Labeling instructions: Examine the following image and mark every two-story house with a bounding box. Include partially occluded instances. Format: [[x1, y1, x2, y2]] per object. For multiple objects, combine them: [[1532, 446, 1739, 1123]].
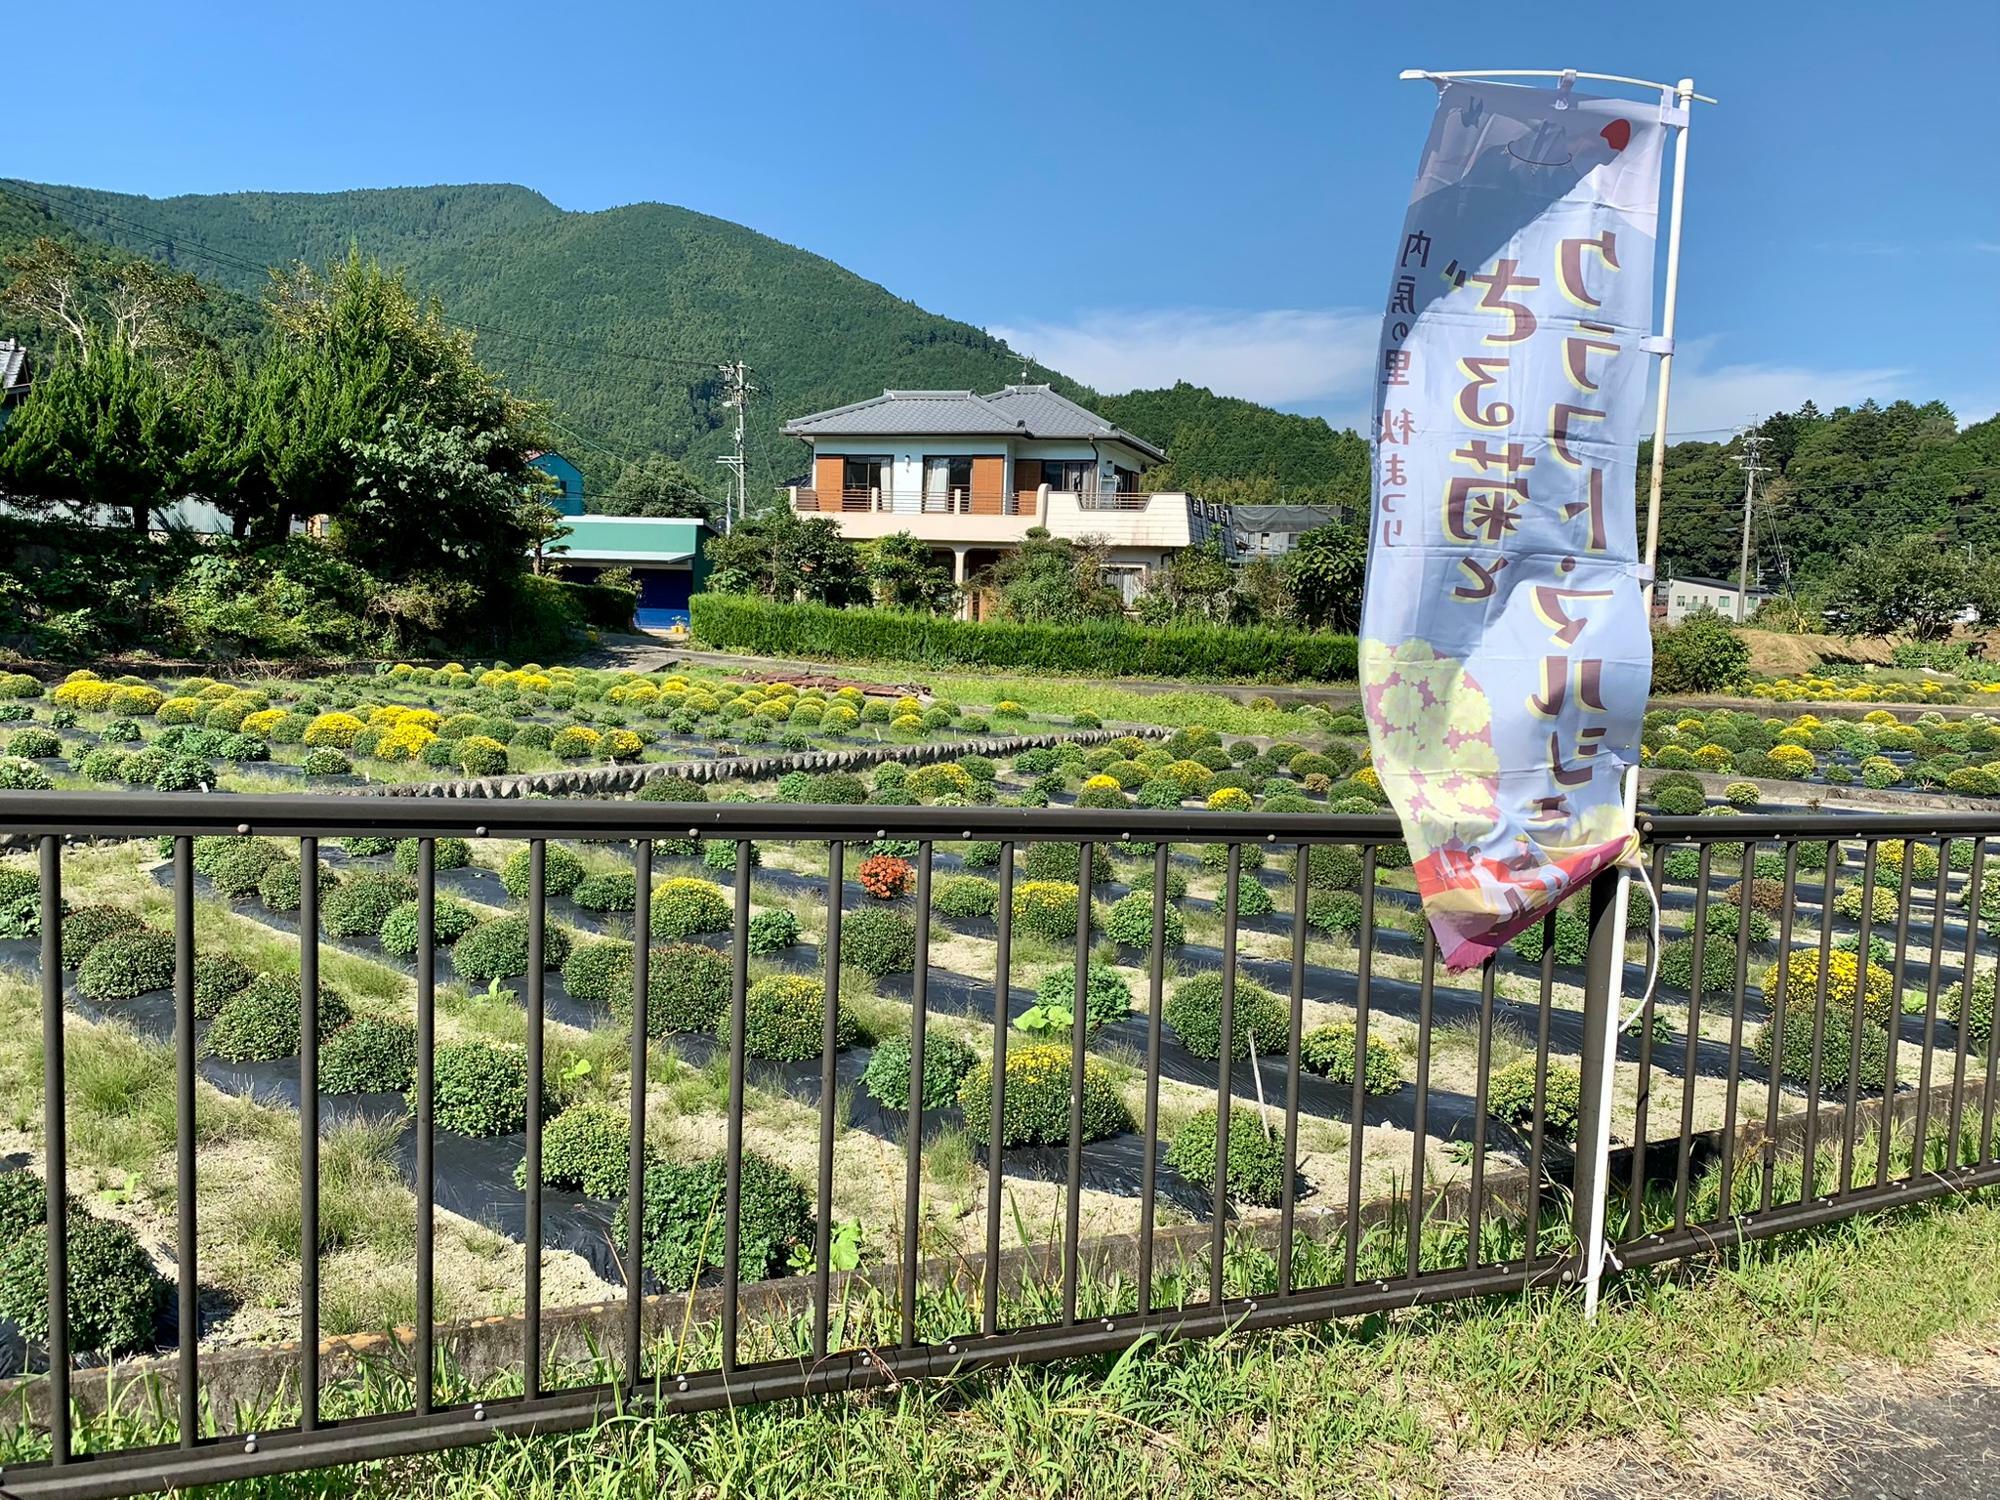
[[781, 385, 1229, 612]]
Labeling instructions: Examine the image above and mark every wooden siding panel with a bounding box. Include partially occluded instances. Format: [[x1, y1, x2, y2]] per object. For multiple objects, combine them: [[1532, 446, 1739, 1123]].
[[970, 454, 1006, 515], [1013, 458, 1042, 517], [813, 454, 844, 511]]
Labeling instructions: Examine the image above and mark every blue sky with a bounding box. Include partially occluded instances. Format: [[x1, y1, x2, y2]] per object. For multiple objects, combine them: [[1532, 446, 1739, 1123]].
[[10, 0, 1998, 435]]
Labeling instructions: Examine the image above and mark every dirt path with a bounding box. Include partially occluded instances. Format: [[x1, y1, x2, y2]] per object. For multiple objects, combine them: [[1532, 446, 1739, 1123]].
[[1453, 1335, 2000, 1500]]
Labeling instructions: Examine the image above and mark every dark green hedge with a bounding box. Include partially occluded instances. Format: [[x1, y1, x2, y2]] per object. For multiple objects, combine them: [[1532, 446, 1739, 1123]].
[[690, 594, 1358, 683]]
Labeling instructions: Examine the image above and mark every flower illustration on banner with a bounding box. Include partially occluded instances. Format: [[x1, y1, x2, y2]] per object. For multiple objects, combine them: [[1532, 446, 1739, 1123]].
[[1359, 638, 1500, 849]]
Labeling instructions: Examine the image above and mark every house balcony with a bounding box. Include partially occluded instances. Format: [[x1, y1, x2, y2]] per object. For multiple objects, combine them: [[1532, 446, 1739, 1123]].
[[786, 486, 1225, 551]]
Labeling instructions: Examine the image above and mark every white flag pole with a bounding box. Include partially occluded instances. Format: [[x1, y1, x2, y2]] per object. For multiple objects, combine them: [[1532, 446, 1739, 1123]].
[[1590, 75, 1698, 1320], [1397, 67, 1710, 1318]]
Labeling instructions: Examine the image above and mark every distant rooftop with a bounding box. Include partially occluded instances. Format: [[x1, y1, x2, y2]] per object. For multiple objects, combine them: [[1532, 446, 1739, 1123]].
[[0, 339, 27, 399], [782, 384, 1167, 463]]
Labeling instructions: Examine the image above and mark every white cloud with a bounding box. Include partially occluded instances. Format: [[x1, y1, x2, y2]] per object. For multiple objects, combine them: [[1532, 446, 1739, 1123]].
[[988, 307, 1379, 407], [1651, 341, 1912, 435]]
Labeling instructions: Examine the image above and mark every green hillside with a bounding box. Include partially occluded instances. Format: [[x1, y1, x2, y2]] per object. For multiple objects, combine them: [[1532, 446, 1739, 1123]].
[[1, 178, 1368, 507]]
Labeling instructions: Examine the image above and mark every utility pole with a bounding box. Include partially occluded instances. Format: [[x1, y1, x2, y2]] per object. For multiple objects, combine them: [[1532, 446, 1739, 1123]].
[[714, 359, 754, 533], [1735, 428, 1769, 622]]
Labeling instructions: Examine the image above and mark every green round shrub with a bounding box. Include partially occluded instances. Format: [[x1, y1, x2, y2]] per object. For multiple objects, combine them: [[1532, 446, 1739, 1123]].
[[1753, 998, 1890, 1093], [748, 908, 800, 954], [1305, 891, 1364, 937], [525, 1102, 629, 1198], [649, 877, 733, 940], [1165, 1106, 1286, 1206], [1101, 891, 1187, 949], [572, 870, 638, 912], [392, 837, 472, 876], [421, 1041, 542, 1136], [190, 954, 254, 1019], [61, 906, 147, 968], [1658, 934, 1740, 994], [958, 1043, 1131, 1148], [1033, 963, 1133, 1028], [1164, 973, 1289, 1061], [321, 873, 418, 938], [1295, 843, 1364, 892], [206, 839, 286, 898], [500, 844, 587, 900], [377, 896, 480, 958], [740, 968, 856, 1064], [636, 775, 708, 804], [701, 839, 760, 874], [1300, 1021, 1401, 1095], [841, 907, 917, 976], [1012, 881, 1082, 942], [320, 1018, 419, 1094], [76, 930, 177, 1001], [860, 1028, 978, 1111], [452, 915, 573, 981], [932, 874, 999, 919], [560, 939, 634, 1007], [256, 857, 337, 914], [301, 748, 352, 777], [1510, 905, 1589, 966], [0, 1211, 165, 1355], [1488, 1059, 1583, 1143], [205, 974, 351, 1063], [339, 836, 396, 859], [616, 1151, 811, 1290], [626, 943, 732, 1036]]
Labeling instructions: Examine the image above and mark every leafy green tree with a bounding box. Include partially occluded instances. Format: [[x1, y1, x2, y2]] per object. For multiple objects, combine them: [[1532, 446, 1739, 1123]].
[[0, 339, 194, 530], [1651, 610, 1750, 693], [863, 532, 956, 612], [522, 502, 572, 575], [592, 454, 715, 521], [1821, 533, 1984, 640], [979, 529, 1122, 624], [1284, 517, 1368, 630], [1135, 540, 1234, 625], [705, 505, 866, 606]]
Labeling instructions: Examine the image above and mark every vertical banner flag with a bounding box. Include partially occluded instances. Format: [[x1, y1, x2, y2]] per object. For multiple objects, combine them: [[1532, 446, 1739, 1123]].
[[1361, 79, 1667, 969]]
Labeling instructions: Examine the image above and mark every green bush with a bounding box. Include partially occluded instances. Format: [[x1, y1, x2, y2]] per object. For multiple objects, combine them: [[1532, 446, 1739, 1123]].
[[205, 975, 351, 1063], [1652, 784, 1707, 816], [320, 1018, 419, 1094], [338, 836, 395, 858], [1101, 890, 1187, 949], [1651, 612, 1749, 695], [452, 915, 573, 981], [690, 594, 1358, 682], [932, 874, 999, 919], [301, 748, 352, 777], [839, 907, 917, 976], [860, 1028, 978, 1111], [321, 873, 418, 938], [958, 1043, 1132, 1148], [422, 1041, 543, 1136], [1033, 963, 1133, 1028], [1165, 1107, 1286, 1206], [649, 877, 733, 940], [500, 844, 588, 900], [257, 855, 337, 914], [1510, 905, 1590, 966], [525, 1102, 629, 1199], [1487, 1060, 1583, 1142], [561, 939, 634, 1007], [392, 837, 472, 875], [1011, 880, 1083, 942], [1753, 997, 1890, 1093], [190, 954, 254, 1018], [0, 1211, 165, 1355], [206, 838, 286, 898], [1300, 1022, 1401, 1095], [748, 908, 800, 954], [378, 896, 480, 958], [1295, 843, 1364, 891], [1658, 934, 1740, 994], [1164, 973, 1289, 1061], [0, 1168, 44, 1243], [617, 1151, 812, 1291], [7, 727, 61, 759], [1946, 970, 1994, 1049], [76, 930, 177, 1001], [572, 871, 638, 912], [61, 905, 147, 968], [1304, 891, 1365, 937], [627, 942, 732, 1036]]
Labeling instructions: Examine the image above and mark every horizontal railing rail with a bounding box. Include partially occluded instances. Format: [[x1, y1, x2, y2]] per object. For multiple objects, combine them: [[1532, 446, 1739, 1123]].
[[0, 788, 1994, 1497]]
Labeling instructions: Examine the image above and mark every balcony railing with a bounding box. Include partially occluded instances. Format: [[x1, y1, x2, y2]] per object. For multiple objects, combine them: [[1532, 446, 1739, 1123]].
[[1, 791, 1997, 1496], [788, 487, 1170, 517]]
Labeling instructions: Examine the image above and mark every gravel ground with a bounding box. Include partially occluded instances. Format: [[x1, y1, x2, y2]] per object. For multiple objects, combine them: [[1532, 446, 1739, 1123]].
[[1455, 1336, 2000, 1500]]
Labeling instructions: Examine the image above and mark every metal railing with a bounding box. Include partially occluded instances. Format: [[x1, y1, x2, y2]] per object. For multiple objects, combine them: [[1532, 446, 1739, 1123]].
[[0, 792, 1995, 1496]]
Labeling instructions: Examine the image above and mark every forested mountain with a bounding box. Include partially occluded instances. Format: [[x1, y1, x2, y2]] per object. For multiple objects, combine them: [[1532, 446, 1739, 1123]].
[[4, 177, 1990, 583], [1651, 399, 2000, 585]]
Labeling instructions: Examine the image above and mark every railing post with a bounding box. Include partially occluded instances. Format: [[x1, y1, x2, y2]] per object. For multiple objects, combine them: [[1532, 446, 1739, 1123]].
[[1571, 863, 1626, 1315]]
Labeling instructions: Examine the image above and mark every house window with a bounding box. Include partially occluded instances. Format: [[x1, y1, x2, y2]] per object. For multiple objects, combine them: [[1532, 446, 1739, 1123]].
[[1102, 565, 1145, 606], [923, 456, 973, 512], [1043, 459, 1095, 495], [1112, 464, 1139, 494], [842, 456, 890, 504]]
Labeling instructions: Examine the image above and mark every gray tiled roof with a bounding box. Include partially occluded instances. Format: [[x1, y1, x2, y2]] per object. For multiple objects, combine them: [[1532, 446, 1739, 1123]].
[[782, 384, 1166, 462], [0, 340, 26, 399]]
